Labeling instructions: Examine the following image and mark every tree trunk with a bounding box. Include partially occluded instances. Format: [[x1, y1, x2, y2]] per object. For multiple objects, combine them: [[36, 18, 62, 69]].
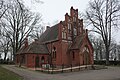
[[99, 49, 103, 60], [13, 46, 16, 61], [0, 53, 1, 59], [105, 46, 109, 65], [95, 50, 99, 60], [4, 48, 8, 61], [4, 53, 7, 61]]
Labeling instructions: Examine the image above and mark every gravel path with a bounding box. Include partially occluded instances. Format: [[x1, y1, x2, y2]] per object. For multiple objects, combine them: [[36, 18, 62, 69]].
[[2, 65, 120, 80]]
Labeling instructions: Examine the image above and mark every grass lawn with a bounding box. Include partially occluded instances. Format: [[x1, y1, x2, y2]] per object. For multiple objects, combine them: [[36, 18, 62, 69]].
[[0, 65, 23, 80]]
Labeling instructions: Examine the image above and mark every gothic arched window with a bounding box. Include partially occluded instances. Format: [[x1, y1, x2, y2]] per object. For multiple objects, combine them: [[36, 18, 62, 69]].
[[52, 47, 56, 59]]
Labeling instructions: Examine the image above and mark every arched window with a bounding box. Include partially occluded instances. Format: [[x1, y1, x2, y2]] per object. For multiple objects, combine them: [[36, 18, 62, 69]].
[[72, 51, 75, 60], [35, 56, 39, 67], [21, 55, 25, 64], [68, 23, 72, 33], [32, 56, 34, 63], [83, 46, 89, 53], [52, 47, 56, 59], [62, 32, 67, 39]]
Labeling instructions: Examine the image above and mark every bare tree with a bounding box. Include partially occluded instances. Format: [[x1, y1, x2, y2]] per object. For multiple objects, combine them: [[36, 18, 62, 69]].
[[89, 34, 105, 60], [0, 53, 1, 59], [0, 0, 9, 19], [31, 0, 44, 4], [30, 25, 45, 39], [0, 0, 10, 60], [85, 0, 120, 65], [0, 35, 10, 61], [29, 14, 45, 40], [1, 0, 42, 60]]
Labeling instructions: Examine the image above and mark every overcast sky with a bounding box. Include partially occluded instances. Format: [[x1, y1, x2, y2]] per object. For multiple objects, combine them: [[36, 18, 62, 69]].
[[1, 0, 120, 59], [23, 0, 89, 25], [23, 0, 120, 43]]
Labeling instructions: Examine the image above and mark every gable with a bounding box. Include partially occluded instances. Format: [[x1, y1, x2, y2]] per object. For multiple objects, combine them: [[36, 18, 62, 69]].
[[26, 42, 49, 54], [80, 33, 94, 53], [69, 33, 85, 50], [70, 32, 93, 52]]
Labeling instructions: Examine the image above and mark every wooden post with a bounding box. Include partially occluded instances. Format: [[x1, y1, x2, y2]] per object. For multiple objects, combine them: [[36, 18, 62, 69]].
[[61, 64, 64, 73], [79, 63, 80, 70], [52, 64, 53, 74], [48, 65, 49, 73], [71, 64, 72, 72]]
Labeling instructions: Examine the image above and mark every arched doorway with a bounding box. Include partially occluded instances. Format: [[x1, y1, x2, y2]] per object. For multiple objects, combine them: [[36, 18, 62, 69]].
[[41, 56, 45, 67], [41, 56, 45, 64], [35, 56, 39, 67], [83, 51, 90, 65], [82, 46, 90, 65]]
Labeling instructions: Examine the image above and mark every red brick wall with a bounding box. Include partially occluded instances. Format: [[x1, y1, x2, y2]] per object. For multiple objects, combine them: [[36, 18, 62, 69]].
[[47, 40, 62, 66], [53, 7, 94, 66], [27, 54, 49, 68], [16, 53, 49, 68], [80, 33, 94, 65], [61, 41, 69, 65], [16, 7, 94, 68]]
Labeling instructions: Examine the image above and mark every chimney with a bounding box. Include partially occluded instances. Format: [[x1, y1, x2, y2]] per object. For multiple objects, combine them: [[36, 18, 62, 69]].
[[24, 37, 28, 48], [58, 21, 63, 40], [34, 39, 38, 42], [46, 26, 50, 30], [60, 21, 62, 24], [86, 29, 88, 32], [86, 29, 88, 35]]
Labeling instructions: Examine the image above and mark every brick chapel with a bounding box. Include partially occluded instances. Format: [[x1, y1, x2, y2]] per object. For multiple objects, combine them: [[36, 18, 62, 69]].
[[15, 7, 94, 68]]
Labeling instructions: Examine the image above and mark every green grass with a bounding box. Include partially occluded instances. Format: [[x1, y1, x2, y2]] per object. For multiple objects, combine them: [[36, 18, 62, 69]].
[[0, 65, 23, 80]]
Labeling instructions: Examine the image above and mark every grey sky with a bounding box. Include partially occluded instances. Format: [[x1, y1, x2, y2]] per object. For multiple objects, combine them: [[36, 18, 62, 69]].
[[23, 0, 120, 43], [1, 0, 120, 59], [23, 0, 89, 25]]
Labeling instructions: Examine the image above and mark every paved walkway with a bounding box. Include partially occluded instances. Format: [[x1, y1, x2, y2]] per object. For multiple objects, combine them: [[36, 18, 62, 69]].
[[2, 65, 120, 80], [30, 65, 92, 72]]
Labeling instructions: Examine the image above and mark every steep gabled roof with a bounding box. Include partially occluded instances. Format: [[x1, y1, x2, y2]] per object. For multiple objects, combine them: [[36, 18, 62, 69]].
[[39, 23, 59, 43], [70, 33, 85, 50], [17, 41, 49, 54], [17, 23, 59, 54], [70, 32, 94, 52]]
